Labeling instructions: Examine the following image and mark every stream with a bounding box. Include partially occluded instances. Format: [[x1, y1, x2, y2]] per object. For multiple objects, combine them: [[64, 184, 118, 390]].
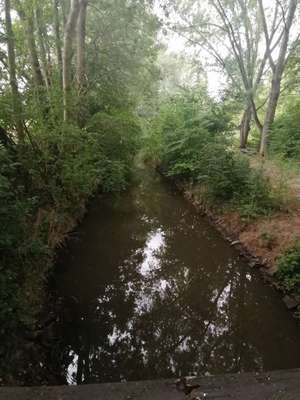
[[52, 168, 300, 385]]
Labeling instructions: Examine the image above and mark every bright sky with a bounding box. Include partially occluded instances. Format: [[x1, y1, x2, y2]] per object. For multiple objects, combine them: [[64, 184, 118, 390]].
[[156, 21, 226, 97], [154, 0, 299, 98], [166, 33, 225, 97], [153, 1, 230, 97]]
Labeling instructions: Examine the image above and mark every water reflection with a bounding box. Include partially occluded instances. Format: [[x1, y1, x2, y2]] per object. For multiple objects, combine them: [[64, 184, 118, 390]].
[[54, 170, 300, 385], [140, 228, 166, 275]]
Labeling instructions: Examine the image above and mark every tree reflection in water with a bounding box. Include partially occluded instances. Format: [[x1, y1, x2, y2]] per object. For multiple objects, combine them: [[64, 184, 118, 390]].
[[53, 170, 300, 385]]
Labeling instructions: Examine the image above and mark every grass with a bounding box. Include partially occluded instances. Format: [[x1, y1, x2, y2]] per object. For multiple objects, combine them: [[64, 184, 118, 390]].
[[248, 154, 299, 211]]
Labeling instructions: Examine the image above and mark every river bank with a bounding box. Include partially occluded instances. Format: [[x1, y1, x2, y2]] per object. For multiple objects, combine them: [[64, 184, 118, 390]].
[[0, 198, 94, 386], [175, 172, 300, 315], [34, 167, 300, 385], [3, 167, 300, 386]]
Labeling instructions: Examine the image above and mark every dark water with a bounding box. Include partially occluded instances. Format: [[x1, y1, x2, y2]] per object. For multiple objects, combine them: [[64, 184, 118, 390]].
[[53, 168, 300, 385]]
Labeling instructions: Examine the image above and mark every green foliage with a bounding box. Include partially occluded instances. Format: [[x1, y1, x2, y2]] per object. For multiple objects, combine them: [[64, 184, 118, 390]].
[[87, 111, 141, 191], [153, 92, 276, 217], [86, 0, 159, 113], [0, 0, 158, 384], [140, 119, 163, 164], [276, 239, 300, 293], [0, 147, 48, 330], [234, 167, 278, 218], [271, 100, 300, 159], [0, 111, 141, 378]]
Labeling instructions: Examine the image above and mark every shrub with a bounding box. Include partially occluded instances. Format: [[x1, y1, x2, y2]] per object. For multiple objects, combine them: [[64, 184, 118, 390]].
[[196, 145, 248, 202], [87, 111, 141, 190], [234, 166, 277, 218], [161, 99, 232, 184], [157, 93, 276, 217], [20, 124, 104, 212], [0, 111, 141, 379], [276, 240, 300, 293], [0, 147, 49, 334], [271, 100, 300, 159]]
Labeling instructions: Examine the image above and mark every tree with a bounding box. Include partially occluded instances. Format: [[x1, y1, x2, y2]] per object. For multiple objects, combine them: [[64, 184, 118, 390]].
[[162, 0, 265, 147], [53, 0, 63, 85], [240, 105, 252, 149], [76, 0, 89, 92], [35, 1, 52, 91], [15, 0, 45, 90], [258, 0, 298, 156], [0, 0, 160, 384], [162, 0, 299, 154], [85, 0, 159, 112], [62, 0, 80, 121], [4, 0, 24, 139], [75, 0, 89, 125]]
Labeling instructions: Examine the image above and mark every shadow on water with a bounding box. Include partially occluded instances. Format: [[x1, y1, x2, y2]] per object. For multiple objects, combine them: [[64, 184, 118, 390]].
[[52, 167, 300, 385]]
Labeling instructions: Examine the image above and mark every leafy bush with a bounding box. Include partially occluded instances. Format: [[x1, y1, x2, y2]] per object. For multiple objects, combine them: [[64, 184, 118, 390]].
[[20, 124, 103, 212], [0, 111, 141, 378], [18, 111, 140, 212], [276, 240, 300, 293], [87, 111, 141, 191], [234, 166, 278, 217], [156, 93, 276, 217], [140, 119, 163, 165], [271, 100, 300, 159], [0, 147, 49, 335]]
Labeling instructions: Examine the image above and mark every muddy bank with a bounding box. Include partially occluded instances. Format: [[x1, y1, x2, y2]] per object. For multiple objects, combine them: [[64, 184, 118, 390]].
[[179, 182, 300, 315]]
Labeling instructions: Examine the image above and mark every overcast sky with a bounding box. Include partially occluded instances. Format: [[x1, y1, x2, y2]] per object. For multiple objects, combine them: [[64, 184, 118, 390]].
[[153, 1, 234, 97], [153, 0, 300, 98]]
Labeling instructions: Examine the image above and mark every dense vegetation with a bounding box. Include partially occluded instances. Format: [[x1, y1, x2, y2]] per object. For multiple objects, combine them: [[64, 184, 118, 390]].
[[1, 0, 300, 384], [271, 100, 300, 160], [0, 0, 158, 383], [146, 92, 277, 217], [276, 240, 300, 293], [147, 0, 300, 296]]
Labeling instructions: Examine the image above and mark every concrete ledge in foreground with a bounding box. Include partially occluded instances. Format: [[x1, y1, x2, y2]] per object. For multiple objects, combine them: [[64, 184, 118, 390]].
[[1, 368, 300, 400]]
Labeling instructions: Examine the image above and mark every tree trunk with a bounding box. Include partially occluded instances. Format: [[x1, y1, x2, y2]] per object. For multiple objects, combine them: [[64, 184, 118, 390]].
[[61, 0, 69, 26], [16, 2, 45, 89], [75, 0, 88, 126], [76, 0, 88, 93], [240, 105, 252, 149], [259, 0, 298, 157], [53, 0, 63, 86], [35, 3, 51, 91], [4, 0, 24, 140], [26, 14, 44, 89], [63, 0, 80, 121]]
